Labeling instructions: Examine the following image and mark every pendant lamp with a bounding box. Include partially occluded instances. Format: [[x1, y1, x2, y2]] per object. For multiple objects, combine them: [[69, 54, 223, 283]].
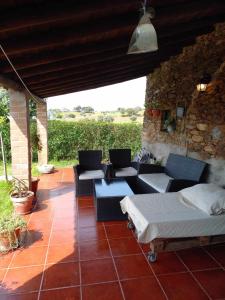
[[128, 4, 158, 54]]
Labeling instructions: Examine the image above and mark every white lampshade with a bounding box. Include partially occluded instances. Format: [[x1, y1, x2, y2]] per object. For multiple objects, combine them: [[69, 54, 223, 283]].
[[197, 83, 208, 92], [128, 12, 158, 54]]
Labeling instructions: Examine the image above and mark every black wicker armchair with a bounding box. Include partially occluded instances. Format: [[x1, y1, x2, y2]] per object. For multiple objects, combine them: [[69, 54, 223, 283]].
[[73, 150, 107, 196], [108, 149, 139, 183]]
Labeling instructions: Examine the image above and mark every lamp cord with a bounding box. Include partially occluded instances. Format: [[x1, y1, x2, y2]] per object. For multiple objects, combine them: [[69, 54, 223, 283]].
[[0, 43, 45, 103], [142, 0, 147, 13]]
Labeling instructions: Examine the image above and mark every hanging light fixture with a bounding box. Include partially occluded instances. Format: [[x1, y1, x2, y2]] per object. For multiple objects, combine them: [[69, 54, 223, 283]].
[[196, 73, 211, 92], [127, 1, 158, 54]]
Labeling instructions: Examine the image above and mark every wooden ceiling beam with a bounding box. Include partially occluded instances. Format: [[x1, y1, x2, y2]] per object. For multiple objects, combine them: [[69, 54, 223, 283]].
[[22, 35, 198, 83], [4, 29, 202, 82], [31, 55, 176, 94], [0, 16, 135, 57], [0, 1, 138, 34], [25, 48, 182, 88], [32, 66, 158, 94], [1, 39, 128, 73], [36, 71, 154, 98], [17, 49, 130, 80], [29, 64, 159, 92]]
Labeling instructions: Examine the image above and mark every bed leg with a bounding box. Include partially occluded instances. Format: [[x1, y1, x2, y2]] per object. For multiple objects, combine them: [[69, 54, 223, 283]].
[[147, 240, 164, 263], [147, 251, 157, 263], [127, 218, 135, 230], [199, 236, 210, 246]]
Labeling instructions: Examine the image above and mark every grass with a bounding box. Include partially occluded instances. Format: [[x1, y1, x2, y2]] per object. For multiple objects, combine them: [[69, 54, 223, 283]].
[[0, 181, 13, 217], [0, 160, 78, 177]]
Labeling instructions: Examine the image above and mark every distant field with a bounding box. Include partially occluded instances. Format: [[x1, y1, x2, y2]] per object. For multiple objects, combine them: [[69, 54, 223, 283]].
[[55, 110, 144, 123]]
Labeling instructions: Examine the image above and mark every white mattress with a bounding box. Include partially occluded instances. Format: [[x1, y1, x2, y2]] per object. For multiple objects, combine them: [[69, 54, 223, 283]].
[[120, 193, 225, 243]]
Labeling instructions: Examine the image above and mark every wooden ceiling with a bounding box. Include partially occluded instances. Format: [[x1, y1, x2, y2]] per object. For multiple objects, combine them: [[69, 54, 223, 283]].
[[0, 0, 224, 98]]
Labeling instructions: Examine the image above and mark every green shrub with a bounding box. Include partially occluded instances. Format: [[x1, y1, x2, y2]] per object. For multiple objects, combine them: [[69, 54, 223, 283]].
[[0, 120, 10, 161], [47, 120, 142, 160], [0, 181, 13, 217], [1, 120, 142, 162]]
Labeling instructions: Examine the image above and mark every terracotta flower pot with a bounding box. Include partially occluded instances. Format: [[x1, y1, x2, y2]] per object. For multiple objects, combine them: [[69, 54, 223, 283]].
[[31, 177, 40, 206], [11, 192, 34, 215], [31, 178, 40, 197], [0, 228, 21, 252], [38, 164, 54, 174], [151, 109, 161, 118], [147, 109, 153, 117]]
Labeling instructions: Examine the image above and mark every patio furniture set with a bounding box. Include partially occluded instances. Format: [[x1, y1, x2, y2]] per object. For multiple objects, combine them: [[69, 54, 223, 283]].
[[74, 149, 225, 262]]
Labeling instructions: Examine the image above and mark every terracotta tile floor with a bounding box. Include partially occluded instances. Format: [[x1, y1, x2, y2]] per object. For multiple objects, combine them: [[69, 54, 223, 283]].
[[0, 168, 225, 300]]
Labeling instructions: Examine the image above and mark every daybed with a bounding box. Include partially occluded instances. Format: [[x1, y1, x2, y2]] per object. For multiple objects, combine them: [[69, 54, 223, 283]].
[[120, 183, 225, 262], [137, 153, 207, 193]]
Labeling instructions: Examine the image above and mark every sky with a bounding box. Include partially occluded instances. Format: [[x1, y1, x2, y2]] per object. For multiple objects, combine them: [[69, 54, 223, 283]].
[[47, 77, 146, 111]]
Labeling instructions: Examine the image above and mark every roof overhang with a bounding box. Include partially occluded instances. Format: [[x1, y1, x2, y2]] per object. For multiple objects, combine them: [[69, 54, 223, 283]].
[[0, 0, 224, 98]]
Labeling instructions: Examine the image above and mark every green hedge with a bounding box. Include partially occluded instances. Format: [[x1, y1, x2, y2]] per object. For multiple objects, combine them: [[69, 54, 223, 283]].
[[1, 120, 142, 161]]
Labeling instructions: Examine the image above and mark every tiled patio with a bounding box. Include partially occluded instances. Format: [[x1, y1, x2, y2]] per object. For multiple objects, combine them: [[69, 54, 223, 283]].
[[0, 168, 225, 300]]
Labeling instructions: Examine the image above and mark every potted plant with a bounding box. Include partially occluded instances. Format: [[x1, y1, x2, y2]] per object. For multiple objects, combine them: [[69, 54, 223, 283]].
[[164, 117, 176, 133], [0, 213, 27, 252], [10, 178, 34, 215], [37, 164, 54, 174], [145, 100, 161, 118]]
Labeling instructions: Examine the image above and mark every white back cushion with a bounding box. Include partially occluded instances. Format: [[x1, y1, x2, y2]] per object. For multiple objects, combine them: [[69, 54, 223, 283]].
[[179, 183, 225, 215]]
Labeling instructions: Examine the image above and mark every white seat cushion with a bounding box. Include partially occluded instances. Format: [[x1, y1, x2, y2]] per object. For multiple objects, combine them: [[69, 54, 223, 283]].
[[79, 170, 104, 180], [138, 173, 173, 193], [115, 167, 138, 177]]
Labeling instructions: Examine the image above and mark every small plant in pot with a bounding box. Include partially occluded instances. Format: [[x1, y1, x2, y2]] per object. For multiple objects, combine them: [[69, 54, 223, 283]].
[[164, 117, 176, 133], [10, 178, 34, 215], [0, 213, 27, 252], [145, 100, 161, 118]]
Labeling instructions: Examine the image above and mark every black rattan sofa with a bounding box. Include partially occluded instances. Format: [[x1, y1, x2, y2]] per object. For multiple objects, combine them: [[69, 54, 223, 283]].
[[137, 153, 208, 193], [73, 150, 107, 196]]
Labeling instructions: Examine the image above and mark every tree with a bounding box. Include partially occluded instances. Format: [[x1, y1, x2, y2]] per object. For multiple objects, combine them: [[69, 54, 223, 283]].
[[73, 105, 82, 112], [97, 115, 114, 122], [118, 108, 126, 116], [67, 113, 76, 119], [81, 106, 94, 113], [29, 99, 37, 119], [130, 116, 137, 122], [56, 113, 63, 119], [0, 117, 8, 180], [0, 88, 37, 120], [0, 88, 9, 119]]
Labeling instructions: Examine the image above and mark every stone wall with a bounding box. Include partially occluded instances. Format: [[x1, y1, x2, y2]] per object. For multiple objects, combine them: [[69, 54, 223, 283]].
[[143, 23, 225, 185]]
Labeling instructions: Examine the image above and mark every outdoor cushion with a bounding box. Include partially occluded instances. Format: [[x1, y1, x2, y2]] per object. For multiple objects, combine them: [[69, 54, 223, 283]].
[[138, 173, 173, 193], [179, 183, 225, 215], [115, 167, 138, 177], [79, 170, 105, 180]]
